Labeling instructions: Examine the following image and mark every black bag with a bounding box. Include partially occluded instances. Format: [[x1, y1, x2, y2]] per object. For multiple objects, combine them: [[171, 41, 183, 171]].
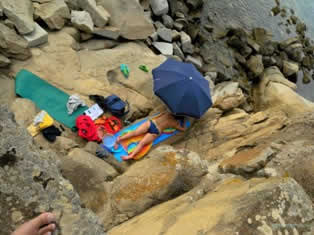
[[104, 95, 129, 117]]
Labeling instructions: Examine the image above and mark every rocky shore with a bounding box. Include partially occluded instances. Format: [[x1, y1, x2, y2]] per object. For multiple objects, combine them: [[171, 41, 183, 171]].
[[1, 0, 314, 234]]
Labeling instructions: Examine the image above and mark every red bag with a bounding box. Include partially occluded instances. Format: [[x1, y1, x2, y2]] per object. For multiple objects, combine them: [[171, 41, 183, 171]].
[[76, 115, 100, 142]]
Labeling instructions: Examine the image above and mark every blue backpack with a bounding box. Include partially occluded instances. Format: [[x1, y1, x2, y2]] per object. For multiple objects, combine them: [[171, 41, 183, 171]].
[[104, 95, 129, 117]]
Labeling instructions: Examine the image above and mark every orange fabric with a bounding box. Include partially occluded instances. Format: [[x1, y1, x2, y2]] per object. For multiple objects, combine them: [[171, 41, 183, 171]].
[[95, 115, 122, 135]]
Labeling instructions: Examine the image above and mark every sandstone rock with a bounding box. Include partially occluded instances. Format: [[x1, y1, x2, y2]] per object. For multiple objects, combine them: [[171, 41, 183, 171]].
[[150, 0, 169, 16], [171, 30, 181, 41], [79, 0, 110, 27], [157, 27, 172, 42], [80, 39, 118, 50], [35, 0, 70, 30], [247, 37, 260, 52], [64, 0, 79, 9], [180, 31, 194, 54], [10, 32, 164, 115], [149, 32, 158, 41], [60, 148, 118, 213], [97, 0, 155, 40], [0, 106, 105, 234], [109, 177, 314, 235], [80, 32, 93, 41], [0, 54, 11, 67], [185, 55, 202, 70], [23, 22, 48, 48], [252, 27, 271, 44], [71, 10, 94, 33], [54, 136, 78, 154], [253, 66, 314, 115], [93, 26, 120, 40], [61, 26, 81, 42], [0, 23, 31, 60], [247, 55, 264, 77], [212, 82, 245, 111], [10, 98, 38, 128], [173, 22, 184, 31], [153, 42, 173, 55], [162, 14, 174, 29], [285, 47, 304, 63], [0, 0, 35, 35], [282, 60, 299, 77], [173, 42, 184, 60], [3, 19, 15, 29], [303, 70, 311, 84], [104, 145, 208, 229], [219, 145, 275, 175], [0, 76, 15, 106]]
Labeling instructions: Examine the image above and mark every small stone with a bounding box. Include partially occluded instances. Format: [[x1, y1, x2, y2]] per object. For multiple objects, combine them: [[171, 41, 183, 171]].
[[247, 55, 264, 77], [180, 31, 194, 54], [247, 38, 260, 52], [302, 56, 312, 69], [93, 26, 120, 40], [153, 42, 173, 55], [248, 218, 252, 224], [173, 22, 184, 31], [0, 54, 11, 67], [150, 32, 158, 41], [186, 0, 203, 10], [157, 27, 172, 42], [303, 71, 311, 84], [162, 15, 174, 29], [80, 32, 93, 41], [11, 211, 23, 223], [23, 22, 48, 47], [185, 55, 203, 70], [71, 10, 94, 33], [279, 37, 299, 50], [172, 30, 181, 41], [173, 42, 184, 60], [282, 60, 299, 76], [4, 19, 15, 29], [150, 0, 169, 16], [262, 56, 277, 68]]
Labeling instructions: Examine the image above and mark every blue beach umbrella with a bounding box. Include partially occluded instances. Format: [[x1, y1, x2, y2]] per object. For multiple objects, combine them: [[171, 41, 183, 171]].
[[152, 58, 212, 118]]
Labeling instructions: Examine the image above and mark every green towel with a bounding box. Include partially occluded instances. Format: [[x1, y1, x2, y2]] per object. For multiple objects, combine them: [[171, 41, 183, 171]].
[[15, 69, 88, 129]]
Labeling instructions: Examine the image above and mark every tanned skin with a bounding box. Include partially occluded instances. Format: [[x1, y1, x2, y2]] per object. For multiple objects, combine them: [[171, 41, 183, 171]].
[[114, 112, 186, 160]]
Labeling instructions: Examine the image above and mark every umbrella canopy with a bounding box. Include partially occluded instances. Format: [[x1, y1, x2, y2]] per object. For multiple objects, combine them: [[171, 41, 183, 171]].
[[152, 58, 212, 118]]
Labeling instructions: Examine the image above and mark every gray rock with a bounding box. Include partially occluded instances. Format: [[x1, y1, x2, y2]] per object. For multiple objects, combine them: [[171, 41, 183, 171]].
[[78, 0, 110, 27], [35, 0, 70, 30], [247, 55, 264, 77], [0, 54, 11, 67], [0, 23, 31, 61], [0, 76, 15, 106], [247, 37, 260, 52], [71, 10, 94, 33], [97, 0, 155, 40], [150, 0, 169, 16], [162, 15, 174, 29], [186, 0, 203, 9], [143, 10, 153, 24], [0, 0, 35, 35], [173, 42, 184, 60], [185, 55, 203, 70], [283, 60, 299, 76], [81, 32, 93, 41], [157, 27, 172, 42], [262, 56, 277, 68], [64, 0, 80, 10], [61, 26, 81, 41], [23, 22, 48, 48], [0, 8, 2, 17], [153, 42, 173, 55], [3, 19, 15, 29], [80, 39, 118, 50], [149, 31, 158, 41], [93, 26, 120, 40], [0, 106, 106, 235], [180, 31, 194, 54]]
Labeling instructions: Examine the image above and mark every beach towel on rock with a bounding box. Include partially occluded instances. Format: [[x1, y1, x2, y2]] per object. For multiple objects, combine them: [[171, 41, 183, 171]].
[[15, 69, 88, 129], [102, 117, 190, 162]]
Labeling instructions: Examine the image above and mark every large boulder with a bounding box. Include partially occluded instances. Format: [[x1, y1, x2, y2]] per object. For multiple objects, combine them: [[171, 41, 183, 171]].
[[0, 106, 105, 234], [78, 0, 110, 27], [102, 145, 208, 230], [97, 0, 155, 40], [253, 66, 314, 115], [71, 10, 94, 33], [0, 0, 35, 35], [212, 82, 246, 111], [35, 0, 70, 30], [60, 148, 118, 213], [10, 31, 165, 118], [10, 98, 38, 128], [0, 23, 31, 60], [109, 177, 314, 235]]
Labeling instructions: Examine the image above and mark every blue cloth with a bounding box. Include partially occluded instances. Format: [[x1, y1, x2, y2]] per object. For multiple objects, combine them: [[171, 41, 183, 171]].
[[152, 58, 212, 119], [148, 120, 160, 135]]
